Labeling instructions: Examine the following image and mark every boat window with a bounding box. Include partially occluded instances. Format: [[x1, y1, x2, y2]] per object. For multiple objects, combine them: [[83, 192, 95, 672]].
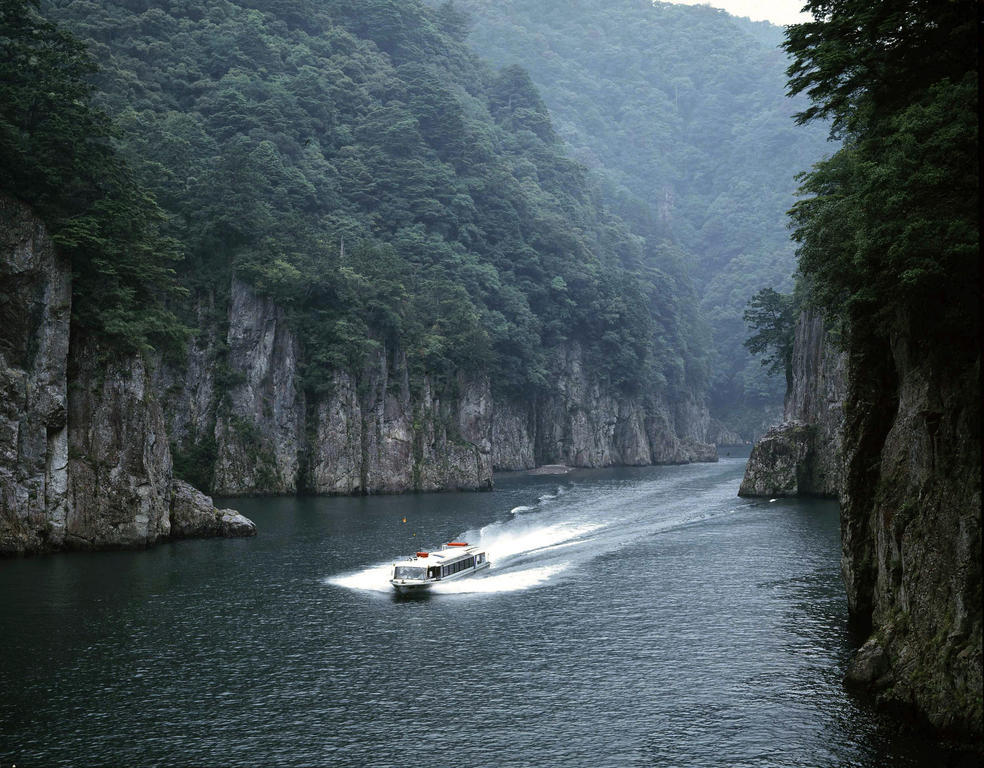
[[393, 566, 426, 580]]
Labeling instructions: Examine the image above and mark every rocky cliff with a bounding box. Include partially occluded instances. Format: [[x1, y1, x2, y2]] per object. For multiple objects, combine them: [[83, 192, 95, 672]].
[[491, 344, 716, 471], [739, 304, 982, 739], [839, 325, 981, 738], [161, 291, 716, 495], [0, 197, 254, 555], [307, 356, 493, 494], [0, 196, 72, 552], [739, 309, 846, 497]]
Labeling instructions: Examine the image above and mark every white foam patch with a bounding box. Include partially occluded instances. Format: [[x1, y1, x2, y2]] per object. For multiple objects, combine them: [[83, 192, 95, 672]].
[[431, 564, 568, 593], [509, 505, 536, 515], [478, 521, 605, 562], [326, 562, 394, 593], [537, 486, 566, 503]]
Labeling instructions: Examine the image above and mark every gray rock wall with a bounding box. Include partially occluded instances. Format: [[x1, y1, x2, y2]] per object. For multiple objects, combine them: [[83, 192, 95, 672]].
[[739, 309, 846, 498], [152, 291, 221, 456], [307, 352, 493, 494], [739, 301, 981, 738], [213, 279, 305, 495], [65, 341, 174, 549], [0, 197, 72, 552], [784, 309, 847, 494], [490, 398, 536, 470], [490, 345, 716, 470], [158, 294, 714, 493], [839, 327, 981, 738], [0, 197, 253, 555]]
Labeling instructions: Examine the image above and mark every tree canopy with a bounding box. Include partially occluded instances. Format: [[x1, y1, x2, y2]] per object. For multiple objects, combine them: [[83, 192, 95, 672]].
[[784, 0, 978, 350], [437, 0, 832, 427], [36, 0, 709, 400], [1, 0, 186, 353], [743, 287, 795, 388]]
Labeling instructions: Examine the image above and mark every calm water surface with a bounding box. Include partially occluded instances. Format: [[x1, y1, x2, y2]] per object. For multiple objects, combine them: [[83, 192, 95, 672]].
[[0, 455, 966, 766]]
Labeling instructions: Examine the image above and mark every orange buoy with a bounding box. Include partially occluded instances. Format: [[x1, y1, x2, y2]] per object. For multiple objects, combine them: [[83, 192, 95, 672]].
[[447, 541, 468, 547]]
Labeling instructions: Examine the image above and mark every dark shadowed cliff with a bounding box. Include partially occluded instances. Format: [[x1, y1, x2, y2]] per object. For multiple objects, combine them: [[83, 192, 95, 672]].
[[739, 0, 980, 740]]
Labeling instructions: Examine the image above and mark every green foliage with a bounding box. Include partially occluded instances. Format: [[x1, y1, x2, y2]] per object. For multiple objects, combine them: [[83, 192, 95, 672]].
[[743, 287, 795, 388], [0, 0, 187, 354], [785, 0, 978, 351], [437, 0, 832, 422], [41, 0, 706, 400], [171, 434, 217, 493]]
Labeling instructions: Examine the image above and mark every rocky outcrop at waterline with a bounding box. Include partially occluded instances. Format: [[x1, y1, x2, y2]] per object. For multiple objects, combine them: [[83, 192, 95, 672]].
[[739, 310, 846, 498], [0, 197, 254, 555], [169, 479, 255, 539]]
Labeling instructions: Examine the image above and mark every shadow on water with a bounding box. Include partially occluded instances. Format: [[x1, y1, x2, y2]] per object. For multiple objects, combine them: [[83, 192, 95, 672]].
[[390, 590, 434, 603]]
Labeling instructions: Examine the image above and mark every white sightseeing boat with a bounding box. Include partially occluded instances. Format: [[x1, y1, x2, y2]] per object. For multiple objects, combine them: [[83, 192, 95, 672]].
[[390, 542, 490, 594]]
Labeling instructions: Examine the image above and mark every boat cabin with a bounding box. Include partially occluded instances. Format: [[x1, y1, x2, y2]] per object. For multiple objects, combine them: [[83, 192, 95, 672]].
[[390, 542, 489, 592]]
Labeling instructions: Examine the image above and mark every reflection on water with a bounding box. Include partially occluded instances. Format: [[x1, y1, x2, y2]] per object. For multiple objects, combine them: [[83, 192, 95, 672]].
[[0, 459, 973, 767]]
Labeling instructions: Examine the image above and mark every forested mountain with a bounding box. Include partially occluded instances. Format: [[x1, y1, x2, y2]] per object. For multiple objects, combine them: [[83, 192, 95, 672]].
[[37, 0, 707, 402], [432, 0, 832, 433]]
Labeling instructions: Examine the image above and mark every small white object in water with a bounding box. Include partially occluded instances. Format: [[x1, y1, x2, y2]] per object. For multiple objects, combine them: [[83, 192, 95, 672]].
[[769, 498, 777, 502]]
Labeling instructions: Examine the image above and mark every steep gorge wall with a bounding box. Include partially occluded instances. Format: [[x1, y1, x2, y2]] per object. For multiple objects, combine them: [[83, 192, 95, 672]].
[[0, 197, 254, 555], [161, 280, 496, 495], [839, 327, 981, 737], [0, 197, 72, 551], [162, 286, 717, 495], [492, 344, 716, 470], [739, 304, 982, 738]]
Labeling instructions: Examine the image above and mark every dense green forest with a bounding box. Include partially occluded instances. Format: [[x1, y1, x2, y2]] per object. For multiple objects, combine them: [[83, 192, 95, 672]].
[[0, 0, 187, 354], [16, 0, 709, 404], [430, 0, 832, 431], [785, 0, 978, 354]]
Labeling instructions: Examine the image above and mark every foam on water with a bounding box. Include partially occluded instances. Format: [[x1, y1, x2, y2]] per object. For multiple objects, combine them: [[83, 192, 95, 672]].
[[431, 564, 568, 594], [327, 563, 395, 593]]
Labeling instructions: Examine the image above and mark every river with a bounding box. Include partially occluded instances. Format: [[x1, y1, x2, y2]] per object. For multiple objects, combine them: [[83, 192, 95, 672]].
[[0, 454, 962, 766]]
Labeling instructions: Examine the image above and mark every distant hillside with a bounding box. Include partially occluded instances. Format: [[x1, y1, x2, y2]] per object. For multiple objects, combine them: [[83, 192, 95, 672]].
[[436, 0, 833, 433], [40, 0, 708, 401]]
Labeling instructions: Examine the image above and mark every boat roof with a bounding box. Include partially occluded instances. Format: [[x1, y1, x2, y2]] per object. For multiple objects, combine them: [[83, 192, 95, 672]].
[[399, 543, 483, 565]]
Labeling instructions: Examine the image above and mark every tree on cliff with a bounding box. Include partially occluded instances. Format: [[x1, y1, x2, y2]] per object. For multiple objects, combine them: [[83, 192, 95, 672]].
[[743, 287, 795, 389], [0, 0, 187, 353], [784, 0, 978, 347]]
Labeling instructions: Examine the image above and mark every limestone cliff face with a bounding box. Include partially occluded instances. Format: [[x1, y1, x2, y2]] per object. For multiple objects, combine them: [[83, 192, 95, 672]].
[[159, 282, 496, 495], [152, 291, 221, 465], [492, 344, 716, 470], [739, 309, 846, 497], [0, 197, 254, 555], [65, 341, 175, 548], [0, 197, 72, 552], [212, 279, 305, 495], [839, 327, 981, 738], [159, 295, 714, 494], [307, 353, 493, 494]]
